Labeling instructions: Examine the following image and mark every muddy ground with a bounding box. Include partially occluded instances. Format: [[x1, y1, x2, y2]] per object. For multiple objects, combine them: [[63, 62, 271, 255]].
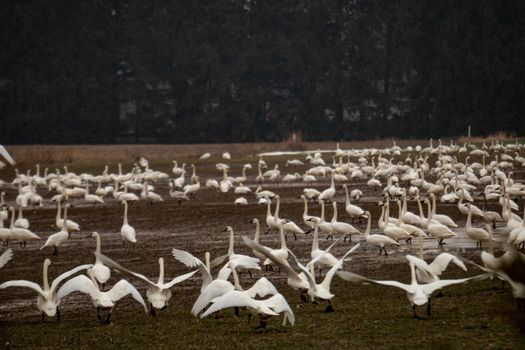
[[0, 146, 524, 349]]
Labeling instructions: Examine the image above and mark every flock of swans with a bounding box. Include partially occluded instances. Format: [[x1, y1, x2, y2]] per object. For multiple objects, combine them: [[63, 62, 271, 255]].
[[0, 139, 524, 330]]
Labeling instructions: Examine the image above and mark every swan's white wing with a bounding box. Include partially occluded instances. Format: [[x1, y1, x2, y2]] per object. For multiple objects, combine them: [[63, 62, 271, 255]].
[[420, 276, 480, 295], [336, 270, 413, 292], [50, 264, 93, 293], [320, 244, 360, 290], [192, 280, 234, 316], [0, 249, 13, 270], [287, 249, 316, 289], [57, 275, 98, 300], [165, 270, 198, 289], [428, 253, 467, 275], [107, 279, 146, 312], [217, 265, 232, 280], [229, 255, 260, 270], [306, 238, 342, 268], [0, 146, 15, 166], [0, 280, 44, 297], [262, 293, 295, 326], [243, 236, 303, 285], [96, 253, 155, 287], [172, 249, 213, 288], [210, 254, 229, 268], [245, 277, 279, 298], [406, 255, 437, 282], [201, 290, 278, 319]]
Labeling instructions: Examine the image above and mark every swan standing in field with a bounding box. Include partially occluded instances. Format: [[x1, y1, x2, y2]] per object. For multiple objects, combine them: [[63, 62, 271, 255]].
[[8, 207, 40, 247], [91, 232, 110, 290], [120, 200, 137, 245], [330, 201, 361, 242], [273, 195, 304, 240], [84, 183, 104, 205], [224, 226, 261, 273], [14, 206, 29, 229], [337, 256, 482, 318], [464, 204, 494, 249], [343, 184, 365, 222], [429, 193, 458, 228], [0, 259, 91, 321], [58, 268, 147, 324], [301, 194, 319, 234], [423, 199, 457, 246], [362, 211, 399, 255], [55, 199, 80, 231], [96, 254, 197, 315], [308, 219, 339, 273], [40, 204, 74, 255], [318, 174, 336, 202]]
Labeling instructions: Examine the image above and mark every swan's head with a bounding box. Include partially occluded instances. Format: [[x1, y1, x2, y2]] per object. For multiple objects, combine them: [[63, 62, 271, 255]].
[[38, 297, 59, 317], [307, 217, 320, 224], [91, 232, 99, 238], [44, 259, 51, 268], [342, 184, 347, 188], [158, 257, 164, 266], [364, 211, 371, 219], [223, 226, 233, 233], [250, 218, 259, 224]]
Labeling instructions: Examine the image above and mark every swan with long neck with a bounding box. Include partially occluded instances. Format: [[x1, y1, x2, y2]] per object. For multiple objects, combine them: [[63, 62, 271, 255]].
[[338, 255, 481, 318], [0, 259, 91, 321], [14, 205, 29, 229], [362, 211, 399, 255], [40, 204, 72, 255], [95, 254, 197, 315], [58, 268, 147, 324], [330, 201, 360, 242], [91, 232, 110, 289], [464, 204, 493, 249], [425, 199, 456, 246], [9, 207, 40, 247], [301, 194, 319, 234], [55, 199, 80, 231], [120, 200, 137, 244], [343, 184, 365, 222]]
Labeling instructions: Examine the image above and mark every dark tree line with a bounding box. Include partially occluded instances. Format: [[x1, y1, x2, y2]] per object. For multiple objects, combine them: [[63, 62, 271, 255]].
[[0, 0, 524, 144]]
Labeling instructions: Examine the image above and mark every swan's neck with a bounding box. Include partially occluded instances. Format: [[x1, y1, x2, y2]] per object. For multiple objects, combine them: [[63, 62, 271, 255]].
[[95, 234, 101, 255], [253, 221, 260, 243], [279, 227, 287, 250], [466, 206, 472, 228], [228, 229, 234, 256], [56, 201, 62, 221], [320, 201, 326, 222], [43, 262, 50, 291], [205, 252, 211, 271], [118, 163, 122, 176], [274, 197, 280, 219], [397, 202, 404, 223], [344, 186, 350, 206], [158, 259, 165, 285], [63, 206, 69, 233], [331, 203, 338, 222], [9, 208, 15, 229], [123, 202, 129, 225], [266, 201, 272, 218], [426, 201, 433, 220], [364, 215, 371, 237], [18, 206, 23, 219], [409, 262, 417, 286], [312, 224, 320, 250], [431, 196, 437, 216], [230, 265, 243, 291], [302, 197, 308, 217]]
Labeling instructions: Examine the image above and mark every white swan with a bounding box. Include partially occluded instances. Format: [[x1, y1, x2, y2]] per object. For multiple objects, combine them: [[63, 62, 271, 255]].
[[330, 201, 360, 242], [8, 207, 40, 247], [91, 232, 111, 289], [424, 199, 457, 246], [318, 174, 336, 202], [58, 268, 147, 323], [96, 254, 197, 315], [55, 199, 80, 231], [273, 195, 304, 240], [362, 211, 399, 255], [14, 205, 29, 229], [408, 253, 467, 284], [0, 259, 91, 321], [301, 194, 319, 234], [0, 145, 15, 167], [40, 204, 73, 255], [338, 256, 482, 318], [464, 204, 494, 249], [120, 200, 137, 245], [343, 184, 365, 222], [308, 220, 339, 271]]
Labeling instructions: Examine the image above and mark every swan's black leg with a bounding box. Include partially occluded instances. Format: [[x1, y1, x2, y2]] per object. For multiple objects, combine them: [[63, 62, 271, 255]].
[[150, 304, 156, 317], [53, 246, 58, 256], [412, 305, 420, 319], [42, 312, 45, 323], [56, 308, 61, 322], [234, 307, 240, 317], [427, 298, 432, 316], [325, 301, 335, 313]]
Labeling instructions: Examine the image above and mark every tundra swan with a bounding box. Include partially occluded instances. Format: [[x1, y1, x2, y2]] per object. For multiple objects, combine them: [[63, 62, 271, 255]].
[[58, 268, 147, 324], [8, 207, 40, 247], [343, 184, 365, 222], [0, 259, 91, 321], [330, 201, 360, 242], [362, 211, 399, 255], [40, 204, 73, 255], [91, 232, 111, 289], [464, 204, 494, 249], [96, 254, 197, 315], [318, 174, 336, 202], [14, 205, 29, 229], [55, 199, 80, 231], [338, 256, 482, 318], [120, 200, 137, 245], [0, 248, 13, 269]]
